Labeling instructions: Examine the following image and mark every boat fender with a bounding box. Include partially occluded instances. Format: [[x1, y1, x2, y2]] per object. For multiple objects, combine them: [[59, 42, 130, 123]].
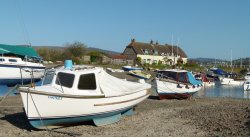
[[177, 84, 182, 88], [192, 85, 195, 88], [185, 85, 189, 89]]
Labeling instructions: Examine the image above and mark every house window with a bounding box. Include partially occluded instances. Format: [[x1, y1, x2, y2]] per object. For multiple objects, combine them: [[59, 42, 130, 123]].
[[56, 72, 75, 88], [9, 59, 17, 62], [147, 59, 151, 63], [78, 73, 96, 90], [153, 60, 158, 64], [154, 50, 158, 55]]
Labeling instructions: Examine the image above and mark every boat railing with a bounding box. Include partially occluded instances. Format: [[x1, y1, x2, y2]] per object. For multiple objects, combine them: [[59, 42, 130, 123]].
[[19, 67, 43, 87]]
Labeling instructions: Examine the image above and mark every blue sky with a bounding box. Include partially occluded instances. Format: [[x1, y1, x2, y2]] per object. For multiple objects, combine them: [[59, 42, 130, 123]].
[[0, 0, 249, 60]]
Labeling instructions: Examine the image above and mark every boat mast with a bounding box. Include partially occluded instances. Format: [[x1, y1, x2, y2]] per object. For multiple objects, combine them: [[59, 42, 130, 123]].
[[177, 38, 179, 58], [240, 57, 242, 68], [230, 49, 232, 68], [171, 34, 174, 57]]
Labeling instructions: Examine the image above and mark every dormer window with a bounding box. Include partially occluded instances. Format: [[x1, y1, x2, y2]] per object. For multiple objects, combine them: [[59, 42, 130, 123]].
[[144, 49, 149, 54]]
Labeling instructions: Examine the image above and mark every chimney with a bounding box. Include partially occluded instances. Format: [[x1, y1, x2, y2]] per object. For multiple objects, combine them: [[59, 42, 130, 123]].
[[131, 38, 135, 43], [150, 40, 154, 44], [155, 41, 159, 45]]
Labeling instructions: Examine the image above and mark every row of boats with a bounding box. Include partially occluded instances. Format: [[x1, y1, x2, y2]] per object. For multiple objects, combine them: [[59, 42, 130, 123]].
[[205, 67, 250, 91], [1, 51, 249, 129], [1, 55, 203, 129]]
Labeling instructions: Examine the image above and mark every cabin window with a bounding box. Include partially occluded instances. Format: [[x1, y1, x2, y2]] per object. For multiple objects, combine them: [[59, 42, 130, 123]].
[[157, 71, 176, 80], [56, 72, 75, 88], [0, 58, 4, 62], [178, 72, 187, 83], [78, 73, 96, 90], [9, 59, 17, 62]]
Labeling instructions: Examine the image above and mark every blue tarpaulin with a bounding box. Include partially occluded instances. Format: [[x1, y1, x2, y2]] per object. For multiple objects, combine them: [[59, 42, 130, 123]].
[[187, 72, 202, 85]]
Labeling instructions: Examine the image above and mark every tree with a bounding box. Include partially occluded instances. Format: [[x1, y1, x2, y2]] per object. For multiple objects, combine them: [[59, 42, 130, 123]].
[[63, 41, 87, 64], [136, 57, 142, 63], [65, 41, 87, 57]]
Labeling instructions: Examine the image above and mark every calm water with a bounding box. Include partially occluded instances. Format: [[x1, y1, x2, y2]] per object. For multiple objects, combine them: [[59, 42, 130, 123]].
[[1, 81, 250, 99], [194, 82, 250, 99]]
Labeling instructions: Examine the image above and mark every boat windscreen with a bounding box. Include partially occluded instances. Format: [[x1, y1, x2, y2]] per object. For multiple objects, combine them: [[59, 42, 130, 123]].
[[187, 72, 202, 85], [177, 72, 187, 83], [42, 70, 55, 85]]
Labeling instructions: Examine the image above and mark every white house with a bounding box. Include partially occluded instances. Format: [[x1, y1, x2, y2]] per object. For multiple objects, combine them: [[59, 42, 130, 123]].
[[122, 39, 188, 65]]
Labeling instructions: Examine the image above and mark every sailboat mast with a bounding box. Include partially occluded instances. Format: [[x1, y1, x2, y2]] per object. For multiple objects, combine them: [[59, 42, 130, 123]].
[[171, 35, 174, 57], [240, 57, 242, 68], [177, 38, 179, 57], [230, 50, 232, 68]]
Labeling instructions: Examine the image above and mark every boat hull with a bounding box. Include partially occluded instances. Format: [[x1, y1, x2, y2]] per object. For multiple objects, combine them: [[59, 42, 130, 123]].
[[19, 88, 150, 129], [220, 78, 244, 86], [122, 66, 143, 71], [0, 65, 45, 86], [129, 71, 150, 80], [243, 80, 250, 91], [154, 79, 201, 100], [158, 92, 195, 99]]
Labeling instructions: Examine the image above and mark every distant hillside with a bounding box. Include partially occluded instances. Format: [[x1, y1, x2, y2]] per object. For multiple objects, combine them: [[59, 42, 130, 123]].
[[87, 47, 120, 54], [190, 57, 250, 66], [233, 58, 250, 65], [34, 46, 120, 55], [189, 58, 228, 64]]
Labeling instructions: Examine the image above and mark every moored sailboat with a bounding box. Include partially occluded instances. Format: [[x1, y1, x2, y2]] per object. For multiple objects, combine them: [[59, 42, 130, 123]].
[[0, 44, 45, 86]]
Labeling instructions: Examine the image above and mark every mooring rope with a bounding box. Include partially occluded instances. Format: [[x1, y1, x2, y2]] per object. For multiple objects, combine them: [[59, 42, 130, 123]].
[[0, 85, 19, 105]]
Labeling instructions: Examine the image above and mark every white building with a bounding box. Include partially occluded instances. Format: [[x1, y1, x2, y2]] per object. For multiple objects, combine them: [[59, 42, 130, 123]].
[[123, 39, 188, 65]]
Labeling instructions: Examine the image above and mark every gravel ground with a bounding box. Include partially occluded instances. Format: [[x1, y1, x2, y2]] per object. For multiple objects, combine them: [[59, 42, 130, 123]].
[[0, 96, 250, 137]]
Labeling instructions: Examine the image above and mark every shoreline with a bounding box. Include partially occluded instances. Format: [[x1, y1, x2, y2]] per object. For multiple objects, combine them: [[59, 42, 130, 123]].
[[0, 96, 249, 137]]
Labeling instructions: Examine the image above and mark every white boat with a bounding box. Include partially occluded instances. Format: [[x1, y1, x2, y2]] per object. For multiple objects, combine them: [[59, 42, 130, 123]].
[[129, 70, 151, 80], [220, 77, 244, 86], [153, 69, 202, 99], [243, 80, 250, 91], [106, 68, 124, 73], [0, 44, 45, 86], [244, 72, 250, 80], [195, 73, 214, 87], [122, 65, 143, 71], [18, 62, 151, 129]]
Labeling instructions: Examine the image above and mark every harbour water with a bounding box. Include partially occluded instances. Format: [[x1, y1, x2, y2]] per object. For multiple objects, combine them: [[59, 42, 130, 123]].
[[194, 82, 250, 99]]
